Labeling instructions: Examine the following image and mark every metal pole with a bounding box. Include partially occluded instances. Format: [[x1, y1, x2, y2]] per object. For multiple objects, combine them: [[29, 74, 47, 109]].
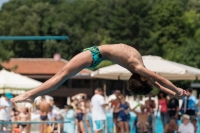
[[0, 36, 69, 40]]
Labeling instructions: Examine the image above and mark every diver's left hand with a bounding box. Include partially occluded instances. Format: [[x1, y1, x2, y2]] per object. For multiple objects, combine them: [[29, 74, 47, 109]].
[[11, 92, 34, 103]]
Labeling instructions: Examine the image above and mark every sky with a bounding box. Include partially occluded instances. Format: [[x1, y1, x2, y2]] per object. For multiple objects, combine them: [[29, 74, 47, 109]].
[[0, 0, 9, 8]]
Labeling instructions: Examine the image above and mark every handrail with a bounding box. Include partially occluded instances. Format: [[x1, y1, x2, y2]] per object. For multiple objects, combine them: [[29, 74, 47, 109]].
[[0, 36, 69, 40]]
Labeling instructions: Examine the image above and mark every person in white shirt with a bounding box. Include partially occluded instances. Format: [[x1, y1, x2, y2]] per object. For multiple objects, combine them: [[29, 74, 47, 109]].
[[178, 114, 194, 133], [0, 92, 13, 132], [91, 88, 108, 133]]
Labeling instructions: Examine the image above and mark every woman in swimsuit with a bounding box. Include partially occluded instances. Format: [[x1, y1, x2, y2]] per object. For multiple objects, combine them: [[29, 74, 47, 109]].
[[11, 104, 20, 133], [116, 95, 130, 133], [75, 102, 85, 133], [18, 107, 29, 133]]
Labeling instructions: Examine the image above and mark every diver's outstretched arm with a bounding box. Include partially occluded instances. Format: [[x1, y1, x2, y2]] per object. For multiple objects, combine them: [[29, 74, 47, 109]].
[[153, 81, 185, 99], [135, 65, 186, 97]]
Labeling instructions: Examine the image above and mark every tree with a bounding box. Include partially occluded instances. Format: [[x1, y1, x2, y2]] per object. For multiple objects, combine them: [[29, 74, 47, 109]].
[[148, 0, 188, 61], [105, 0, 154, 54]]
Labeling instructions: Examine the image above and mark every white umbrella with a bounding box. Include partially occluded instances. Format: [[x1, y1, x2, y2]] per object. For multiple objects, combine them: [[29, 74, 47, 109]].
[[91, 55, 200, 80], [0, 69, 42, 94]]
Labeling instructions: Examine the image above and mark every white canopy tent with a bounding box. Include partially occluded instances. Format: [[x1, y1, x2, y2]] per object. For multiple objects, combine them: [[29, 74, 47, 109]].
[[0, 69, 42, 94], [91, 55, 200, 80]]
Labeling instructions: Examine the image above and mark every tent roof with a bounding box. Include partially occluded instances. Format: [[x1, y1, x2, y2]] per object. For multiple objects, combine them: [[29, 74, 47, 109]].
[[2, 58, 92, 75], [91, 55, 200, 80], [0, 69, 42, 90]]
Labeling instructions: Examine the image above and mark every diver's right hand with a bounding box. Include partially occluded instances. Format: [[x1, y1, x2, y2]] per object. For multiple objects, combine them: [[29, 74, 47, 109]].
[[174, 89, 186, 100]]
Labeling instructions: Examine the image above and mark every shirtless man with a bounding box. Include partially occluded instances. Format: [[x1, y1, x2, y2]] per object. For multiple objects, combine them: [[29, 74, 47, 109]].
[[39, 96, 51, 133], [132, 104, 149, 133], [11, 44, 186, 103], [18, 107, 29, 133], [191, 119, 198, 133], [164, 117, 178, 133]]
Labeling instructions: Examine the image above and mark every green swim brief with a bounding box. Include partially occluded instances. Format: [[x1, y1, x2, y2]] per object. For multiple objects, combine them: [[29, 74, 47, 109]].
[[83, 46, 103, 68]]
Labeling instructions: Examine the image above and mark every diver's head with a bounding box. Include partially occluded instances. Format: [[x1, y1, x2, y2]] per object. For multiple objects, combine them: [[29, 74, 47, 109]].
[[127, 73, 153, 95]]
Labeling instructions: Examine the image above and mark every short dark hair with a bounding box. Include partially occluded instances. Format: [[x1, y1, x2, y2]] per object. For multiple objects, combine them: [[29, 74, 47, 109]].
[[95, 88, 103, 92], [114, 90, 121, 94], [192, 118, 197, 122], [186, 88, 192, 93], [127, 73, 153, 95], [41, 96, 46, 100], [158, 91, 167, 99]]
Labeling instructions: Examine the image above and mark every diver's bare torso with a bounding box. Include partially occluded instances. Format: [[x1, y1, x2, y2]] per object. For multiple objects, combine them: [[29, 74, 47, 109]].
[[98, 44, 143, 73]]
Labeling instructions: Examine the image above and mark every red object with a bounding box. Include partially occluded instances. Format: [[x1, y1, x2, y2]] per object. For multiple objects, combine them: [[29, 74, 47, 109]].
[[14, 128, 20, 133], [159, 99, 168, 112]]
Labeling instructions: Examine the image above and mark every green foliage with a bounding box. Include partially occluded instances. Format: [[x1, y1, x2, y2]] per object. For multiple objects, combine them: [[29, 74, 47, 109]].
[[148, 0, 187, 60], [105, 0, 154, 53]]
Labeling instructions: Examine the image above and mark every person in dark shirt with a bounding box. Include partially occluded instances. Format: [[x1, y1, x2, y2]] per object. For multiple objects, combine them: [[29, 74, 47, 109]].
[[168, 96, 179, 121]]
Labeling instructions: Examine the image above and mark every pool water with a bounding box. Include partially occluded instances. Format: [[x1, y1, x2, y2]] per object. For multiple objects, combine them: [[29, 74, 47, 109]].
[[85, 111, 200, 133]]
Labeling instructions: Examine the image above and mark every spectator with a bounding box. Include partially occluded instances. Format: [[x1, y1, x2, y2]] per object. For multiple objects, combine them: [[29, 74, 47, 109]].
[[157, 91, 168, 128], [116, 95, 130, 133], [164, 117, 178, 133], [145, 93, 156, 133], [191, 119, 198, 133], [168, 96, 179, 121], [61, 105, 75, 133], [49, 118, 59, 133], [0, 92, 13, 132], [11, 103, 19, 133], [76, 96, 91, 133], [132, 104, 149, 133], [48, 107, 58, 122], [50, 98, 59, 112], [110, 90, 121, 133], [83, 98, 92, 133], [24, 103, 32, 133], [18, 107, 29, 133], [180, 89, 198, 120], [91, 88, 108, 133], [197, 96, 200, 122], [39, 96, 51, 133], [48, 98, 59, 119], [75, 102, 85, 133], [178, 114, 194, 133], [70, 98, 79, 110]]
